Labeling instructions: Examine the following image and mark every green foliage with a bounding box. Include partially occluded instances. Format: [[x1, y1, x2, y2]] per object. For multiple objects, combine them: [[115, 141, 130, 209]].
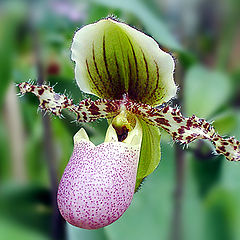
[[0, 184, 51, 240], [184, 65, 232, 118], [191, 155, 223, 197], [204, 188, 236, 240], [90, 0, 183, 51], [67, 223, 107, 240], [213, 110, 238, 135]]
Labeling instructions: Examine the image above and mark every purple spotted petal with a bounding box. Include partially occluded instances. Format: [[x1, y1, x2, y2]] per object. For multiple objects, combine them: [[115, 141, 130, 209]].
[[57, 140, 140, 229]]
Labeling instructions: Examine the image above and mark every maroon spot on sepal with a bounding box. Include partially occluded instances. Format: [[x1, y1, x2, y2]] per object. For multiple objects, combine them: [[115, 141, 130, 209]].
[[89, 103, 100, 115], [178, 127, 185, 134], [162, 106, 169, 114], [186, 119, 193, 129], [38, 88, 44, 96], [218, 146, 226, 152], [173, 117, 182, 123], [155, 118, 171, 127]]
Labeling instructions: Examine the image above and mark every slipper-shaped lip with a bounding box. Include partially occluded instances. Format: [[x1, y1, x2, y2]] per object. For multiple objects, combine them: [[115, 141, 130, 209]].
[[57, 119, 142, 229]]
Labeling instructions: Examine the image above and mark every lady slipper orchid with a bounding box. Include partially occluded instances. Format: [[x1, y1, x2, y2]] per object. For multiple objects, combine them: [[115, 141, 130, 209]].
[[18, 17, 240, 229]]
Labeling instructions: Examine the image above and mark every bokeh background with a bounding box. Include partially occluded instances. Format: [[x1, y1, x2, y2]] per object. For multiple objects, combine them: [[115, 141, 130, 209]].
[[1, 0, 240, 239]]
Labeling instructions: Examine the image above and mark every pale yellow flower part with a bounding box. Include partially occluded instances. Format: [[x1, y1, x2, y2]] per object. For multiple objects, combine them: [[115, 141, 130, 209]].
[[71, 18, 177, 106]]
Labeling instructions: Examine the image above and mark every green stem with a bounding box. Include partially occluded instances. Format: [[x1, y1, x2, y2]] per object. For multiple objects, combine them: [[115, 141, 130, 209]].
[[31, 14, 66, 240], [170, 145, 185, 240]]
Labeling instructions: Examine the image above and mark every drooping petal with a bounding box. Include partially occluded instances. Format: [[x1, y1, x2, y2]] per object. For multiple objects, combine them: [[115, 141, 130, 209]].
[[71, 18, 177, 106], [17, 82, 240, 161], [17, 82, 121, 120], [126, 101, 240, 161], [57, 120, 142, 229]]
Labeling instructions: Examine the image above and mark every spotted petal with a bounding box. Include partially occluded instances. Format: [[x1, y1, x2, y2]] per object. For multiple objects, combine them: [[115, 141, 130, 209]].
[[57, 118, 142, 229], [71, 18, 177, 106], [18, 82, 240, 161]]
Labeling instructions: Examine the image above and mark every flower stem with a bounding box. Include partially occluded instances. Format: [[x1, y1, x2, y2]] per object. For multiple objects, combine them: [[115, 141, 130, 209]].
[[170, 145, 185, 240], [170, 66, 185, 240], [32, 21, 65, 240], [42, 114, 65, 240]]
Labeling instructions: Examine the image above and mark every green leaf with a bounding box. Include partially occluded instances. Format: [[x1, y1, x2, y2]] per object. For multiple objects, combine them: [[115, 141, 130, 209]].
[[212, 110, 238, 135], [0, 184, 52, 239], [135, 117, 161, 191], [184, 65, 232, 118], [0, 218, 50, 240], [86, 3, 116, 23], [191, 156, 223, 198], [204, 188, 236, 240], [67, 223, 108, 240]]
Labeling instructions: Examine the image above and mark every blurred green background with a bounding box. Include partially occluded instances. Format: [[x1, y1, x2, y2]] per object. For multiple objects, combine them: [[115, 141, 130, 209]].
[[0, 0, 240, 239]]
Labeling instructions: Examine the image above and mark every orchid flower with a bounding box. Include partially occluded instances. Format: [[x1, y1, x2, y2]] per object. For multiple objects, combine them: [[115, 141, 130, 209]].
[[18, 17, 240, 230]]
